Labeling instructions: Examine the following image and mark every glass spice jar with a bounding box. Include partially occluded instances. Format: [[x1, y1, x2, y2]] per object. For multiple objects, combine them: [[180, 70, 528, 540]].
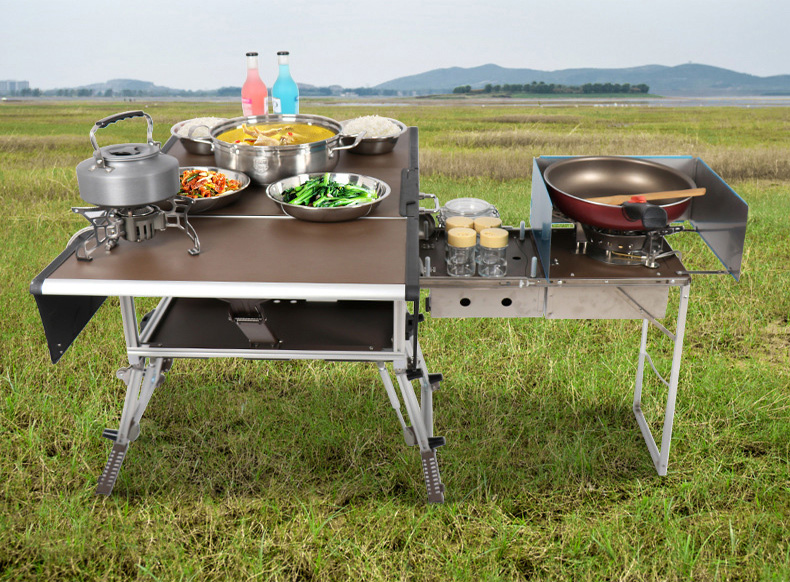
[[478, 227, 508, 278], [446, 227, 476, 277]]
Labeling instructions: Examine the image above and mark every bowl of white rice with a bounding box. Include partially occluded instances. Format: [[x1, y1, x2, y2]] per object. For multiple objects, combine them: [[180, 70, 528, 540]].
[[171, 117, 227, 155], [339, 115, 407, 155]]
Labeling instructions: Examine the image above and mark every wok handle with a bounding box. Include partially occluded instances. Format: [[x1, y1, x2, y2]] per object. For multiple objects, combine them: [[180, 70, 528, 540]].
[[588, 188, 706, 206], [622, 202, 668, 230]]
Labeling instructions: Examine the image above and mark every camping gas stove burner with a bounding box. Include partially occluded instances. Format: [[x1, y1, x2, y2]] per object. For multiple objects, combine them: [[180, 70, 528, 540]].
[[575, 223, 683, 269], [70, 198, 200, 261]]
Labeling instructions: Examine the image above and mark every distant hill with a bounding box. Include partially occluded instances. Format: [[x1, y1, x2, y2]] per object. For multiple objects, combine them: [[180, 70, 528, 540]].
[[57, 78, 328, 97], [42, 64, 790, 98], [81, 79, 174, 93], [374, 63, 790, 96]]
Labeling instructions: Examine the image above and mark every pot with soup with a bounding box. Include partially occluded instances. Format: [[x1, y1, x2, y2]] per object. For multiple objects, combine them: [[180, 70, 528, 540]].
[[200, 114, 363, 185]]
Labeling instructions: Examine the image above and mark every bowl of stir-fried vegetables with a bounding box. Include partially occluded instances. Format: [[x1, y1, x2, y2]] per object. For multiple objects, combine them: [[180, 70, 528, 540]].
[[177, 166, 250, 213], [266, 172, 391, 222]]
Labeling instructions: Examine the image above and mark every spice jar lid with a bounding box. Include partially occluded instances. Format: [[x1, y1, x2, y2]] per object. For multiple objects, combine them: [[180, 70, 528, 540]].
[[447, 227, 477, 248], [479, 228, 509, 248], [474, 216, 502, 233], [445, 216, 474, 230]]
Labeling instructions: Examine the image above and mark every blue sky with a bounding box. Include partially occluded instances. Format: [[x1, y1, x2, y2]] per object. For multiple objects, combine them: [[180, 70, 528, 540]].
[[1, 0, 788, 90]]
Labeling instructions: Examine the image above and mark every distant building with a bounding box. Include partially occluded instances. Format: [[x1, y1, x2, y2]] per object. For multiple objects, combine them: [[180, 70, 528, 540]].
[[0, 80, 30, 94]]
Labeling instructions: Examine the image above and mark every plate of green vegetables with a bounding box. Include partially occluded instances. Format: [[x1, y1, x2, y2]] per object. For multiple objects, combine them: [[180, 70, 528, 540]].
[[266, 172, 392, 222]]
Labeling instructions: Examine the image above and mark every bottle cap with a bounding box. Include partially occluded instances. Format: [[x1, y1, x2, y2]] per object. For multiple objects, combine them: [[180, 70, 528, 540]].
[[246, 52, 258, 56], [479, 228, 509, 248], [277, 51, 290, 56], [447, 227, 476, 248], [474, 216, 502, 233], [445, 216, 474, 231]]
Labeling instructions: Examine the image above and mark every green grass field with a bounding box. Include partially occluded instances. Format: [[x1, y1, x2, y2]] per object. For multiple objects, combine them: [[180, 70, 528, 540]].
[[1, 101, 788, 581]]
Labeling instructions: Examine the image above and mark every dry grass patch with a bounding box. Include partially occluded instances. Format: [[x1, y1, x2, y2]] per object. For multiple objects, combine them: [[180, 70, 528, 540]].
[[703, 146, 790, 181], [421, 149, 538, 180], [479, 115, 585, 125], [436, 128, 698, 152], [422, 129, 790, 181], [0, 134, 87, 153]]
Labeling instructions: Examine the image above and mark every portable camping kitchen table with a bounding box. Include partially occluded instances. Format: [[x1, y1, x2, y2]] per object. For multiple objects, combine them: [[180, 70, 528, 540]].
[[31, 129, 748, 503]]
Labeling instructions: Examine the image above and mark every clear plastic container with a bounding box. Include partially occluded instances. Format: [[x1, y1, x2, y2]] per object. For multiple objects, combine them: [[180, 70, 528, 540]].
[[478, 228, 508, 278], [446, 227, 476, 277]]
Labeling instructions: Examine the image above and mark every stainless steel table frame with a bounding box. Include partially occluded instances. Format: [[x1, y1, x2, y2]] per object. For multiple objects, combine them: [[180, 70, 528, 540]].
[[32, 128, 447, 503], [100, 293, 444, 501]]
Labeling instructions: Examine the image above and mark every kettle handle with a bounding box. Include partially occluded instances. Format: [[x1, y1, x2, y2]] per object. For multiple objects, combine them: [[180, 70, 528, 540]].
[[90, 110, 158, 168]]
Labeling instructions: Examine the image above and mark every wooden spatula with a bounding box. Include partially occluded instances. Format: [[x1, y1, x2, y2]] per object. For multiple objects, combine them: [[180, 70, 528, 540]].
[[587, 187, 706, 206]]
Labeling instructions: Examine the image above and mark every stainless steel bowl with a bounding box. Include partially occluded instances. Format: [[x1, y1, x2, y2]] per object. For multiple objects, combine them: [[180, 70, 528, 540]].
[[196, 114, 363, 185], [266, 172, 391, 222], [340, 118, 407, 155], [178, 166, 250, 213], [171, 118, 225, 156]]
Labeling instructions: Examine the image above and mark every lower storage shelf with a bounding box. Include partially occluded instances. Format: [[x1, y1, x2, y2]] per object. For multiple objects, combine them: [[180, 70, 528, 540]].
[[146, 298, 395, 351]]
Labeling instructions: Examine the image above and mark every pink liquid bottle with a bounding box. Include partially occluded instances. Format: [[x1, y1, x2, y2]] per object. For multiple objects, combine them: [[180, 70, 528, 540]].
[[241, 52, 268, 116]]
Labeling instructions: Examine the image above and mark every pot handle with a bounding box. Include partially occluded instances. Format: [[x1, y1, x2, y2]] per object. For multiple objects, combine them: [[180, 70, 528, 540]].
[[186, 125, 215, 150], [622, 201, 668, 230], [89, 110, 158, 167], [327, 131, 366, 158]]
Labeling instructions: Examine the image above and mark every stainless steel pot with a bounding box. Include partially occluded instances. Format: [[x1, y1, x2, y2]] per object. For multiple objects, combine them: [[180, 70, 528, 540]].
[[76, 111, 180, 207], [195, 114, 363, 185], [339, 117, 407, 155]]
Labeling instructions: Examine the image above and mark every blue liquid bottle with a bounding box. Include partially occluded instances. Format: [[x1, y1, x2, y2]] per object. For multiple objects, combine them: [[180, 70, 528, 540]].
[[271, 51, 299, 114]]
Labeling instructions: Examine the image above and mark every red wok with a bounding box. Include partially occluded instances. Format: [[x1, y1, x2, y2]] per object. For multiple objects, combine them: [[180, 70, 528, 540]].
[[543, 156, 696, 231]]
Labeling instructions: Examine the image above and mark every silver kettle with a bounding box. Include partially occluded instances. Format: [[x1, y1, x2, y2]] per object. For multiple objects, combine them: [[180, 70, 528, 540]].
[[76, 111, 179, 208]]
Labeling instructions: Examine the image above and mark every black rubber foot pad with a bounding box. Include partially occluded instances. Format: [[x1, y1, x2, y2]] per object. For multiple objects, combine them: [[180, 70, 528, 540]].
[[428, 436, 446, 449], [405, 369, 423, 381]]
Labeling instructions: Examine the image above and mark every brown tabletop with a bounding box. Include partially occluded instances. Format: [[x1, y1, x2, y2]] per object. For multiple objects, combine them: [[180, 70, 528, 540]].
[[42, 216, 407, 299], [39, 130, 417, 300]]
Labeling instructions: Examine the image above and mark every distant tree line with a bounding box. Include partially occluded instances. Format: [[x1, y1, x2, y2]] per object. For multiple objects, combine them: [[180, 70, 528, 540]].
[[453, 82, 650, 95], [6, 84, 424, 99], [348, 87, 400, 96], [8, 87, 43, 97]]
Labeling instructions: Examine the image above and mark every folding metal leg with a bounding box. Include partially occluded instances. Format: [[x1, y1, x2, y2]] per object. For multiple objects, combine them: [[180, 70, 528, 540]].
[[412, 339, 442, 439], [97, 296, 169, 496], [633, 284, 691, 476], [96, 357, 168, 495], [377, 362, 414, 446], [377, 357, 446, 503], [394, 361, 445, 503]]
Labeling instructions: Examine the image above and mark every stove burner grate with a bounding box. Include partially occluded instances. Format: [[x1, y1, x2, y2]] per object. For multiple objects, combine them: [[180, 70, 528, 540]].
[[575, 223, 683, 268], [70, 197, 200, 261]]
